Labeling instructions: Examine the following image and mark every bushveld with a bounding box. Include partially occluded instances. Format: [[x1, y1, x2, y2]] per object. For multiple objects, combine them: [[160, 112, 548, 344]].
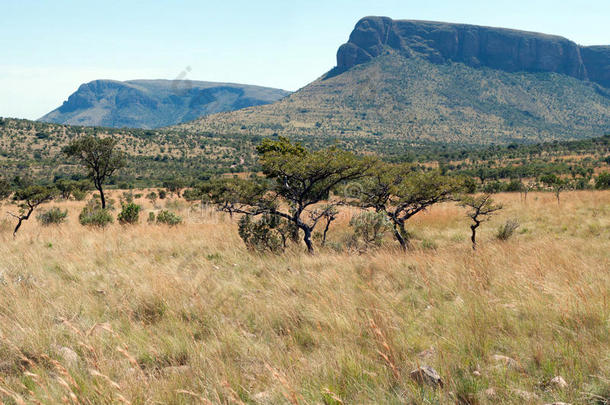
[[0, 190, 608, 404]]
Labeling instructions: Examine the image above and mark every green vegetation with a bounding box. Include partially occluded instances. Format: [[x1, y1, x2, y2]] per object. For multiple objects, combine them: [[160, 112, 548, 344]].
[[36, 207, 68, 226], [117, 202, 142, 225], [155, 210, 182, 226], [63, 136, 126, 209]]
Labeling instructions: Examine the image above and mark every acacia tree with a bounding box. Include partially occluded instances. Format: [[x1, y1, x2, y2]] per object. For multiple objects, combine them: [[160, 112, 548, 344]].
[[540, 174, 567, 205], [356, 162, 464, 250], [459, 194, 502, 250], [9, 185, 57, 236], [63, 136, 126, 209], [199, 137, 375, 254]]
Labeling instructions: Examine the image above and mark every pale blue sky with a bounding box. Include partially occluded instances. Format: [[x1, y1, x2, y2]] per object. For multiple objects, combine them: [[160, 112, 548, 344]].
[[1, 0, 608, 119]]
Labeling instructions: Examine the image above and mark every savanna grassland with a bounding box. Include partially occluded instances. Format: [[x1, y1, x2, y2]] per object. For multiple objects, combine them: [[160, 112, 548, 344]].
[[0, 190, 608, 404]]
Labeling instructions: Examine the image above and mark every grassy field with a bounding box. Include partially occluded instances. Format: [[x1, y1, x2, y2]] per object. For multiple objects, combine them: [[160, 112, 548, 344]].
[[0, 191, 608, 404]]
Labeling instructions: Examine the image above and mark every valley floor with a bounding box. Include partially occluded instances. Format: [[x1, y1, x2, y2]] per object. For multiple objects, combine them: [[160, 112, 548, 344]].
[[0, 191, 608, 404]]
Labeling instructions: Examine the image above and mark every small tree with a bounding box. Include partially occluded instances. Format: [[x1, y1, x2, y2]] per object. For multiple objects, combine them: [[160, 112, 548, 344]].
[[460, 194, 503, 250], [163, 178, 186, 198], [9, 186, 57, 236], [203, 137, 375, 254], [146, 191, 158, 206], [356, 163, 464, 250], [540, 174, 567, 205], [63, 136, 126, 209]]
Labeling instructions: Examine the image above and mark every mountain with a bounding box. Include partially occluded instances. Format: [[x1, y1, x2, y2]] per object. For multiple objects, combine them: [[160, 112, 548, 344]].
[[39, 80, 290, 129], [176, 17, 610, 145], [336, 17, 610, 88]]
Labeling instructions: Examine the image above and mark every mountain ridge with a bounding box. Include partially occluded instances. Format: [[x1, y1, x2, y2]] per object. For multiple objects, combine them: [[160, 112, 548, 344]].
[[336, 16, 610, 88], [39, 79, 290, 129]]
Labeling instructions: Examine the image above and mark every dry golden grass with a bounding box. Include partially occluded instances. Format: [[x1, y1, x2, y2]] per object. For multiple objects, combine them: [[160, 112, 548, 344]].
[[0, 191, 608, 404]]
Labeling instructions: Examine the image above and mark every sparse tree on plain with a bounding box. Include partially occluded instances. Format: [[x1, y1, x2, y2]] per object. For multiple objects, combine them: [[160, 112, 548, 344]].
[[9, 185, 57, 236], [355, 162, 463, 250], [63, 136, 126, 209], [460, 194, 503, 250], [201, 137, 375, 254]]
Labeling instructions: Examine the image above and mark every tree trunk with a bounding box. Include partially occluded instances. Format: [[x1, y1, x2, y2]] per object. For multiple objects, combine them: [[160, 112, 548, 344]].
[[98, 184, 106, 209], [13, 206, 34, 237], [302, 226, 314, 254], [392, 222, 409, 251], [470, 222, 480, 250], [321, 218, 331, 246]]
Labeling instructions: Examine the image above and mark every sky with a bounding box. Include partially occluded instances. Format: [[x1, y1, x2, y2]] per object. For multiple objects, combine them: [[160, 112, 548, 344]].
[[1, 0, 609, 120]]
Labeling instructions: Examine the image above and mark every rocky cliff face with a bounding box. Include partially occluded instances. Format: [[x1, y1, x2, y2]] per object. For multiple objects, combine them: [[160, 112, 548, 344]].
[[40, 80, 290, 129], [337, 17, 609, 88]]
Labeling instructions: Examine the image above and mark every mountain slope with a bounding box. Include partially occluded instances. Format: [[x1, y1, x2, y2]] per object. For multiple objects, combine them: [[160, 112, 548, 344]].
[[39, 80, 290, 129], [177, 18, 610, 145]]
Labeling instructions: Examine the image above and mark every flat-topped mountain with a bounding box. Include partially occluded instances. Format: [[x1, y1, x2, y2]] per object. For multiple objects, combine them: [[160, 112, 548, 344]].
[[177, 18, 609, 145], [39, 79, 290, 129], [337, 17, 610, 88]]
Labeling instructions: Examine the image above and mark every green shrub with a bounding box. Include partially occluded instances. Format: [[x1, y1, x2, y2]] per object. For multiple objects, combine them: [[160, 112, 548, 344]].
[[496, 219, 520, 241], [349, 211, 391, 248], [238, 214, 284, 253], [158, 189, 167, 199], [147, 211, 156, 223], [156, 210, 182, 226], [71, 189, 87, 201], [118, 202, 141, 224], [595, 172, 610, 190], [79, 201, 113, 227], [36, 207, 68, 226]]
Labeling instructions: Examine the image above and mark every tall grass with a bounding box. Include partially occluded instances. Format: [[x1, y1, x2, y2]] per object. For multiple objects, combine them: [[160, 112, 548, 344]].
[[0, 191, 608, 404]]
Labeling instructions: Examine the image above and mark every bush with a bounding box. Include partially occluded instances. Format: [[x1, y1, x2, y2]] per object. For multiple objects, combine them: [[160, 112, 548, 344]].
[[147, 211, 156, 223], [158, 189, 167, 199], [72, 189, 87, 201], [496, 219, 520, 241], [79, 201, 113, 227], [118, 202, 141, 224], [238, 214, 284, 253], [595, 172, 610, 190], [349, 211, 391, 248], [156, 210, 182, 226], [37, 207, 68, 226]]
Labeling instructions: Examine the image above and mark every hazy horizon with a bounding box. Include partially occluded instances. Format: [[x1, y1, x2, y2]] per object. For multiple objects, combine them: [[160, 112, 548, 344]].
[[2, 0, 609, 120]]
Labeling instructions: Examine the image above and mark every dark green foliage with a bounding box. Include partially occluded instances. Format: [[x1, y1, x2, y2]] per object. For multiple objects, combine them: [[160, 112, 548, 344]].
[[156, 210, 182, 226], [0, 178, 11, 200], [37, 207, 68, 226], [118, 203, 141, 225], [163, 178, 186, 197], [205, 137, 375, 253], [146, 191, 158, 205], [158, 189, 167, 199], [595, 172, 610, 189], [238, 214, 285, 253], [63, 136, 126, 209], [10, 185, 58, 235], [355, 162, 464, 249]]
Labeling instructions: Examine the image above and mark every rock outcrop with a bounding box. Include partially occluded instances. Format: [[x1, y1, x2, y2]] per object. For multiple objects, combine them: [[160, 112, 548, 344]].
[[337, 17, 609, 88]]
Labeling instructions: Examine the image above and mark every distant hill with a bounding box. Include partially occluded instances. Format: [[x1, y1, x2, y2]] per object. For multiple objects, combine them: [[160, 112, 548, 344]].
[[39, 80, 290, 129], [177, 17, 610, 145]]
